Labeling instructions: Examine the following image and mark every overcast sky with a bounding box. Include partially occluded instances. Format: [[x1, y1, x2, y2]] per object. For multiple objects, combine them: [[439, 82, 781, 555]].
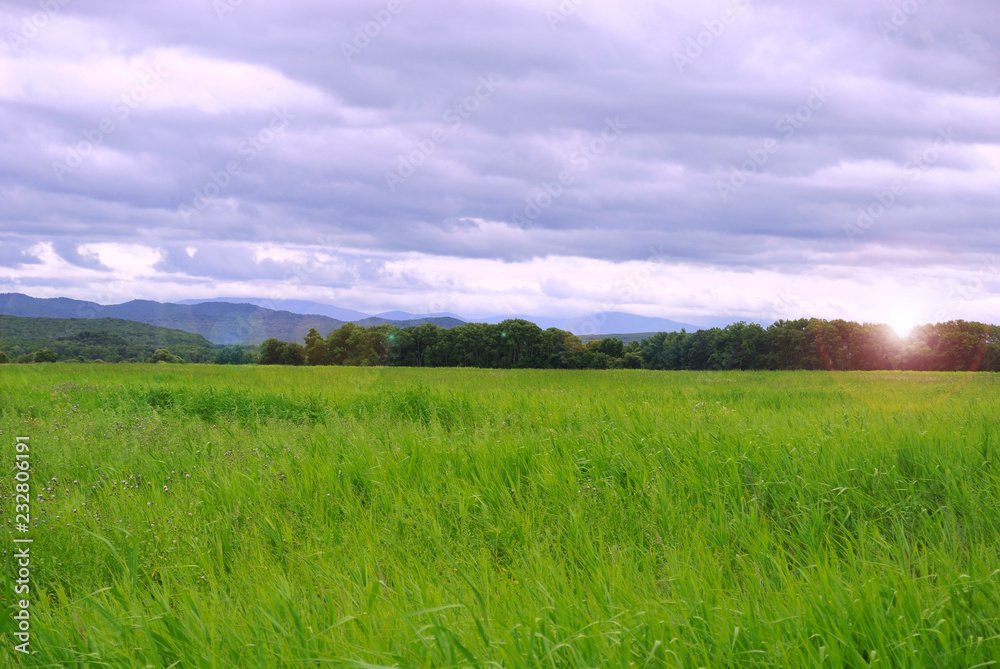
[[1, 0, 998, 327]]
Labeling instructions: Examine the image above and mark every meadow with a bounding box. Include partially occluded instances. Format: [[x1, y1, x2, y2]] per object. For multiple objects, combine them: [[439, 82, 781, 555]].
[[1, 364, 999, 667]]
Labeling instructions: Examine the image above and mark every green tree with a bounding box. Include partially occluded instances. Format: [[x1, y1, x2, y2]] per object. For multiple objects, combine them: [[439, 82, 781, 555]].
[[148, 349, 183, 363], [34, 348, 59, 363], [325, 323, 376, 366], [303, 328, 329, 365], [259, 339, 284, 365], [0, 350, 7, 364], [587, 337, 624, 358], [215, 345, 254, 365], [278, 342, 306, 366]]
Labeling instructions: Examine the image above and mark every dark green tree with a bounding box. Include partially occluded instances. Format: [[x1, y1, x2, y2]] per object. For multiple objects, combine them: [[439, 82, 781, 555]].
[[259, 339, 285, 365], [303, 328, 329, 365], [278, 342, 306, 366], [148, 349, 183, 363], [33, 348, 59, 363]]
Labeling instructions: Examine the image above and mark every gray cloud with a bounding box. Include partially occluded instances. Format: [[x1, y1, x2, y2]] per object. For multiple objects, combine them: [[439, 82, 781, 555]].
[[0, 0, 998, 317]]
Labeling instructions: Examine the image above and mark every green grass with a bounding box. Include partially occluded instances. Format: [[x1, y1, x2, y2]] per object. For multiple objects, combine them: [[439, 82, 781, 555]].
[[1, 365, 1000, 667]]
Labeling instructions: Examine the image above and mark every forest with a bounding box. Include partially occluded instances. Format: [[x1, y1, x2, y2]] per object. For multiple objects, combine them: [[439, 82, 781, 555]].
[[254, 318, 1000, 372], [0, 315, 216, 363]]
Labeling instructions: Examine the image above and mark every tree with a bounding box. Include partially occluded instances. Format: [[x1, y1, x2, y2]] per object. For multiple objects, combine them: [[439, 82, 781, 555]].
[[215, 345, 254, 365], [588, 337, 624, 358], [34, 348, 58, 363], [0, 350, 7, 364], [148, 349, 183, 363], [303, 328, 329, 365], [278, 342, 306, 366], [325, 323, 376, 366], [259, 339, 285, 365], [410, 323, 440, 367]]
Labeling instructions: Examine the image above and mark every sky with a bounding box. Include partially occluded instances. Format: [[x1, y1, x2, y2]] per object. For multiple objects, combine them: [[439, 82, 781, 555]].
[[1, 0, 998, 329]]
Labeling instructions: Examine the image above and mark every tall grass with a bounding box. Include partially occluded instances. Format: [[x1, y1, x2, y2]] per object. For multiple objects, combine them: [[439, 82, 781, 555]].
[[1, 365, 999, 667]]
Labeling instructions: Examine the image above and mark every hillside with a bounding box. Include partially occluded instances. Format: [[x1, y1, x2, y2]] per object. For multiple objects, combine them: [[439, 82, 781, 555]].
[[0, 316, 216, 362], [0, 294, 470, 345], [0, 293, 345, 345], [353, 316, 467, 329], [177, 297, 372, 322], [579, 332, 661, 344]]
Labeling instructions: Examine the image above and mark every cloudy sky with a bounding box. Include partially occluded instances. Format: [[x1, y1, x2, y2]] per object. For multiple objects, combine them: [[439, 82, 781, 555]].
[[1, 0, 998, 328]]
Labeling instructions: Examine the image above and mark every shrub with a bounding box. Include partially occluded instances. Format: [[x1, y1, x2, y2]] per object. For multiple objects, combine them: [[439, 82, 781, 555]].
[[34, 348, 59, 363], [148, 349, 184, 363]]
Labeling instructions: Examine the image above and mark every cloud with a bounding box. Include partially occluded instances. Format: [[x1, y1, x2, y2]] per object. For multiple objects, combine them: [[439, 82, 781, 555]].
[[0, 0, 997, 321]]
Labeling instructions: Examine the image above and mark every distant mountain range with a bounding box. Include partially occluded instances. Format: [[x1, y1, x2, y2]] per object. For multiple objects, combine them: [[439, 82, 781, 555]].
[[176, 297, 371, 322], [0, 294, 460, 345], [375, 310, 467, 321], [0, 293, 704, 345], [579, 332, 664, 345], [180, 298, 703, 335], [482, 311, 701, 334]]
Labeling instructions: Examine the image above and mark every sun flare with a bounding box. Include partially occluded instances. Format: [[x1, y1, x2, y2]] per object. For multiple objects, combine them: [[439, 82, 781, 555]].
[[888, 313, 919, 338]]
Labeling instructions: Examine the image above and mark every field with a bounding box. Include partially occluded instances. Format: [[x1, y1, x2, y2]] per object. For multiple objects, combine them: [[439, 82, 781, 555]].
[[2, 365, 1000, 667]]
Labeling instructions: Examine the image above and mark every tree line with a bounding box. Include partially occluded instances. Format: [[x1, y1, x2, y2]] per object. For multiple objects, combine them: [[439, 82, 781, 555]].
[[254, 318, 1000, 372]]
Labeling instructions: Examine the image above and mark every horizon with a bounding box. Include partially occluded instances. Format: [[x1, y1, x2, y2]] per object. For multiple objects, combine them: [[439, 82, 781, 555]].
[[3, 289, 996, 341], [1, 1, 998, 332]]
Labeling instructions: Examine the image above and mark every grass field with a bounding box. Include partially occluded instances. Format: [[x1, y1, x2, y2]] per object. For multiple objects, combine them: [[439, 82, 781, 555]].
[[1, 365, 1000, 667]]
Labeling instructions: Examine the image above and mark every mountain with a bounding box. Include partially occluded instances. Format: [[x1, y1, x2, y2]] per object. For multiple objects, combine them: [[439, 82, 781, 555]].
[[0, 293, 104, 319], [178, 297, 372, 322], [0, 293, 343, 345], [0, 293, 706, 344], [559, 312, 701, 335], [354, 316, 467, 329], [0, 315, 215, 362], [477, 311, 701, 335], [375, 310, 467, 321], [579, 332, 662, 344], [0, 294, 472, 346]]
